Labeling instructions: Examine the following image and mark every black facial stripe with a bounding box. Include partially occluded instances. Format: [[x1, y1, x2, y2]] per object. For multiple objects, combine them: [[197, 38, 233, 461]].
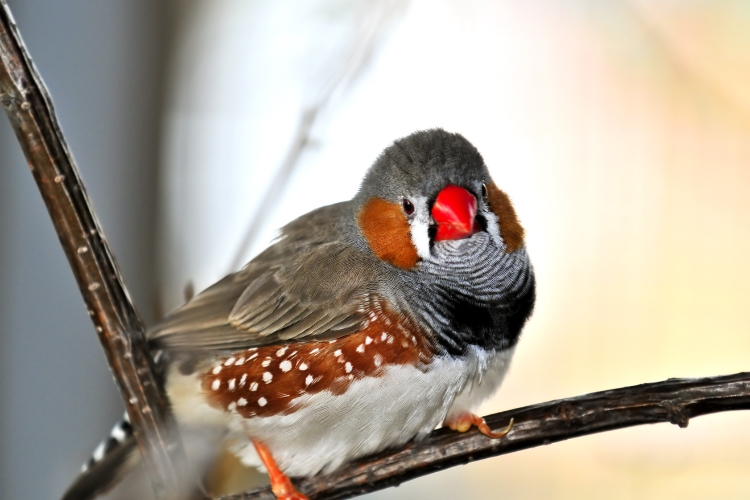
[[427, 224, 437, 246], [476, 213, 488, 232]]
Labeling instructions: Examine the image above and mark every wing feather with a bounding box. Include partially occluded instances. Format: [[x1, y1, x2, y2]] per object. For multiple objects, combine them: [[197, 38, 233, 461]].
[[149, 202, 379, 352]]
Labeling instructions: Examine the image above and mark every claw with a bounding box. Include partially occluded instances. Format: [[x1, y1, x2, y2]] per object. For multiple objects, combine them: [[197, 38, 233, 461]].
[[252, 439, 309, 500], [444, 414, 514, 439]]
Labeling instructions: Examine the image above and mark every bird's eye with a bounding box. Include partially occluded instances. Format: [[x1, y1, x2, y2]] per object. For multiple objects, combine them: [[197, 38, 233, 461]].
[[481, 183, 488, 198], [402, 199, 414, 215]]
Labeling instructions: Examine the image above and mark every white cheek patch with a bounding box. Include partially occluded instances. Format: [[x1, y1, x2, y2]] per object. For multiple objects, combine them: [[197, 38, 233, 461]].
[[410, 219, 431, 261], [479, 203, 504, 249], [408, 195, 432, 261]]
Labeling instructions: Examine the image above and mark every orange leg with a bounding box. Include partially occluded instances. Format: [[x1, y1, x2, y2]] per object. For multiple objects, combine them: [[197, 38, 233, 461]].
[[444, 414, 514, 439], [252, 439, 308, 500]]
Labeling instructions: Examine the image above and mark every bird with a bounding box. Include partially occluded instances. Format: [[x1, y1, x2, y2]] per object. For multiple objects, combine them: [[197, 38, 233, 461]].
[[63, 128, 535, 500]]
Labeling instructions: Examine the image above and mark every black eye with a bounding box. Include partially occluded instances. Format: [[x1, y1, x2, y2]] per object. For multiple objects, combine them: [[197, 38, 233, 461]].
[[481, 183, 488, 198], [402, 199, 414, 215]]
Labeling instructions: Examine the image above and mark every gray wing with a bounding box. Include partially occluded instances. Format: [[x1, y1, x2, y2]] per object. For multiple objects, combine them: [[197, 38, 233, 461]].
[[149, 203, 377, 352]]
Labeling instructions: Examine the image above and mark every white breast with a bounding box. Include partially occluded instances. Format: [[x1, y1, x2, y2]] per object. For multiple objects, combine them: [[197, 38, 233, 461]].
[[218, 346, 516, 477]]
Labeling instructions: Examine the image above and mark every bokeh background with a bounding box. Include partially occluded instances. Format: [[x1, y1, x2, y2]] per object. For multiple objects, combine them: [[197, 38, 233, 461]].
[[1, 1, 750, 499]]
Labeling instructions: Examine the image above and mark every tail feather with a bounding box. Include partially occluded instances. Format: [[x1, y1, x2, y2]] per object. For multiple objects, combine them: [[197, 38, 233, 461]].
[[64, 351, 170, 499], [62, 414, 140, 500]]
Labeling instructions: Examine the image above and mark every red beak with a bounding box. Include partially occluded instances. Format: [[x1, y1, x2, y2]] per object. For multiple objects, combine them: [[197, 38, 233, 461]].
[[431, 185, 481, 241]]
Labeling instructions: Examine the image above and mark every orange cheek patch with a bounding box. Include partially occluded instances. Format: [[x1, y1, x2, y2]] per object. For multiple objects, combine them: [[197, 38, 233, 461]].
[[201, 304, 434, 418], [486, 183, 524, 253], [357, 198, 419, 269]]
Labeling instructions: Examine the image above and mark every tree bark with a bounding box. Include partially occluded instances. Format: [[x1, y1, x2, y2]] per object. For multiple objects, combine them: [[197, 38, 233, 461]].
[[0, 2, 189, 499]]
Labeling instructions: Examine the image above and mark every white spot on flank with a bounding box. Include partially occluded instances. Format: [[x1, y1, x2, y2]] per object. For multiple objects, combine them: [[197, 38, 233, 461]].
[[387, 336, 394, 344], [228, 402, 237, 411], [235, 357, 245, 365], [250, 382, 259, 391], [348, 374, 354, 380], [374, 354, 383, 367], [262, 359, 271, 367], [248, 353, 258, 361], [365, 336, 372, 345], [211, 379, 220, 390], [305, 374, 314, 386], [263, 372, 273, 383], [411, 335, 416, 344], [334, 349, 342, 357], [381, 332, 387, 341], [212, 366, 222, 375], [228, 379, 236, 390], [311, 348, 320, 354], [345, 362, 353, 373], [280, 360, 292, 372], [299, 363, 308, 371], [225, 357, 236, 366], [356, 344, 365, 353], [237, 397, 248, 406], [240, 374, 247, 386], [276, 347, 287, 357], [258, 397, 267, 407]]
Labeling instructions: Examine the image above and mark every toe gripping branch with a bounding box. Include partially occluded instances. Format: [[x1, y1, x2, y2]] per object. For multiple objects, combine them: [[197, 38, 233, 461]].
[[252, 439, 309, 500], [444, 414, 515, 439]]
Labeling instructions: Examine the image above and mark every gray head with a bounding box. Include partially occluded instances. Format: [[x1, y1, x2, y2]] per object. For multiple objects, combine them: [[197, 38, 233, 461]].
[[354, 129, 525, 270], [356, 129, 490, 206]]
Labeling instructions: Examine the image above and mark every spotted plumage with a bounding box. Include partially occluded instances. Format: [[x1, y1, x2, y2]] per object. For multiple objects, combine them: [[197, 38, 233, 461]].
[[65, 129, 535, 500], [202, 302, 433, 418]]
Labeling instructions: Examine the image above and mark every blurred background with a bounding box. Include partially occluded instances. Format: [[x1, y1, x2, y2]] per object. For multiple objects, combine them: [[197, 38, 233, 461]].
[[1, 0, 750, 499]]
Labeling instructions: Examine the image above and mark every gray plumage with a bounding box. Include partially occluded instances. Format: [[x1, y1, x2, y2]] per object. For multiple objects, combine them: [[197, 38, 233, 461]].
[[149, 203, 377, 352]]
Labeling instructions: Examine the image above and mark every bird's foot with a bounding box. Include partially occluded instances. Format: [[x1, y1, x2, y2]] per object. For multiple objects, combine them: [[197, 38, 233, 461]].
[[444, 414, 514, 439], [252, 439, 309, 500]]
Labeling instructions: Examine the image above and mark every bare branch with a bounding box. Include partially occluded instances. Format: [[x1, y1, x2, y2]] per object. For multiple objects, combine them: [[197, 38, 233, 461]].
[[221, 372, 750, 500], [0, 2, 191, 499]]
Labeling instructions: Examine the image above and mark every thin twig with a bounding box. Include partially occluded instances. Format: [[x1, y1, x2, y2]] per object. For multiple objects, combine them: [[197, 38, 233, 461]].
[[228, 0, 403, 271], [221, 372, 750, 500], [0, 2, 191, 499]]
